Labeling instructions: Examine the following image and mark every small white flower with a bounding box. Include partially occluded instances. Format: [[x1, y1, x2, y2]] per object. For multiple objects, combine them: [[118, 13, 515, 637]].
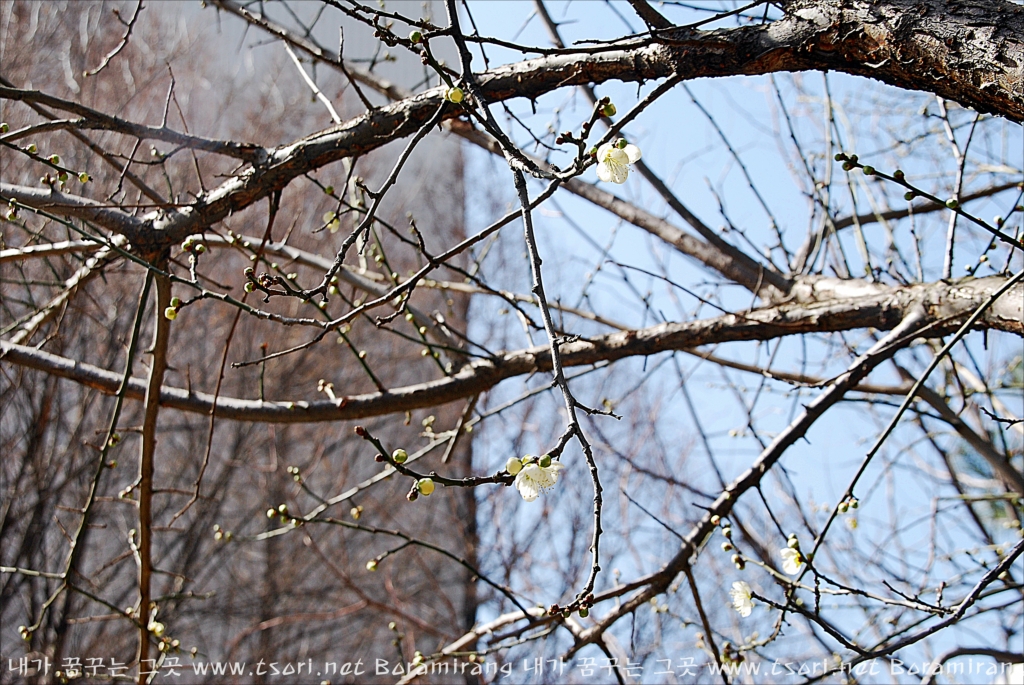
[[729, 581, 754, 617], [780, 547, 804, 575], [596, 141, 641, 184], [514, 461, 564, 502]]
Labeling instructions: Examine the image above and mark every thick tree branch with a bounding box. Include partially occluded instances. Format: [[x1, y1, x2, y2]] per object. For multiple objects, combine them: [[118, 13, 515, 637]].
[[3, 276, 1019, 423]]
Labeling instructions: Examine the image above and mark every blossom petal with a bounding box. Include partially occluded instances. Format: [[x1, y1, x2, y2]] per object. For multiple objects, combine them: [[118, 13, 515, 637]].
[[729, 581, 754, 617], [780, 547, 803, 575], [596, 143, 615, 159], [597, 163, 614, 183], [623, 144, 642, 163]]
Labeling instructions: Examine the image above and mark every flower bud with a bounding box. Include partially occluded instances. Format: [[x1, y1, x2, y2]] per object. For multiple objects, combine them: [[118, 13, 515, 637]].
[[505, 457, 522, 475], [366, 560, 378, 571], [601, 103, 616, 117], [0, 123, 8, 133], [445, 87, 464, 104], [945, 198, 959, 209], [417, 478, 435, 496], [49, 154, 60, 164], [721, 541, 734, 552], [392, 448, 408, 464], [579, 607, 589, 617], [538, 454, 552, 468], [169, 297, 181, 308], [862, 165, 874, 175], [710, 515, 721, 526], [409, 30, 422, 43], [838, 501, 849, 513], [893, 169, 904, 180], [616, 138, 628, 149], [164, 307, 178, 320], [244, 282, 255, 293], [26, 143, 37, 154], [904, 191, 916, 201]]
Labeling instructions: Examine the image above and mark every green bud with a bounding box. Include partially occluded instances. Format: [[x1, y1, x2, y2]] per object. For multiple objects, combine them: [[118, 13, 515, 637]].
[[169, 296, 181, 308], [834, 153, 847, 162], [78, 172, 90, 183], [842, 162, 854, 171], [945, 198, 959, 209], [578, 607, 589, 618], [601, 103, 616, 117], [893, 169, 904, 180], [392, 448, 408, 464], [164, 307, 178, 321], [49, 154, 60, 164], [505, 457, 522, 475], [324, 185, 334, 195], [904, 191, 916, 201], [26, 143, 37, 154], [417, 478, 435, 496], [616, 138, 628, 149], [244, 282, 255, 293], [366, 560, 378, 572], [409, 30, 423, 43], [0, 123, 8, 133], [538, 454, 552, 468], [862, 165, 874, 175], [838, 501, 849, 513], [445, 87, 464, 104]]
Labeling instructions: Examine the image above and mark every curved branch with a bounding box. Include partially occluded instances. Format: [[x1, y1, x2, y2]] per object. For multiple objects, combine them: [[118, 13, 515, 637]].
[[3, 276, 1019, 423]]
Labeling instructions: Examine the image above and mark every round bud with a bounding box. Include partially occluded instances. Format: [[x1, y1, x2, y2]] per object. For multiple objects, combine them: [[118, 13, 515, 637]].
[[366, 560, 378, 572], [849, 498, 859, 509], [578, 607, 589, 618], [505, 457, 523, 475], [392, 448, 408, 464], [445, 87, 464, 104], [721, 541, 734, 552], [27, 144, 37, 154], [409, 30, 423, 43], [324, 185, 334, 195], [244, 282, 255, 293], [893, 169, 905, 180], [164, 307, 178, 321], [838, 501, 849, 513], [169, 297, 181, 308], [417, 478, 435, 496], [267, 508, 276, 519], [904, 191, 916, 201], [721, 526, 732, 539], [350, 507, 361, 520], [0, 123, 8, 133], [787, 536, 800, 549], [616, 138, 628, 149], [945, 198, 959, 209], [862, 165, 874, 175], [49, 154, 60, 164], [538, 454, 552, 468], [833, 153, 847, 161], [842, 162, 854, 171], [195, 244, 205, 253], [601, 103, 617, 117], [710, 514, 721, 526]]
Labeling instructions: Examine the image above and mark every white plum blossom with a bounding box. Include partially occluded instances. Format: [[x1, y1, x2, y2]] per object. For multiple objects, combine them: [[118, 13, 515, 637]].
[[729, 581, 754, 617], [780, 547, 804, 575], [596, 141, 641, 184], [514, 461, 564, 502]]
